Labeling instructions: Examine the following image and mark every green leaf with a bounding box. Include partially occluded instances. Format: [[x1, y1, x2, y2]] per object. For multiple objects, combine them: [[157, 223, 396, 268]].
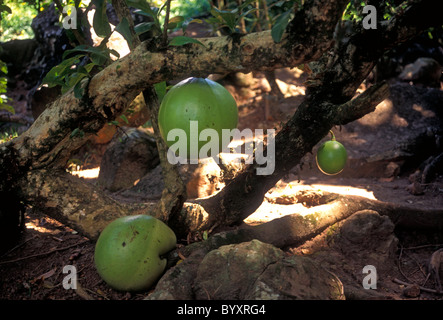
[[169, 16, 184, 24], [70, 128, 80, 138], [115, 17, 134, 47], [169, 36, 205, 47], [120, 114, 129, 124], [42, 55, 84, 87], [238, 0, 256, 11], [126, 0, 159, 23], [0, 63, 7, 74], [74, 81, 84, 99], [63, 45, 112, 65], [63, 45, 106, 60], [167, 16, 184, 30], [60, 67, 89, 96], [0, 103, 15, 114], [271, 10, 292, 43], [0, 4, 12, 15], [211, 7, 237, 32], [84, 62, 97, 73], [154, 81, 166, 103], [134, 21, 156, 35], [240, 8, 258, 19], [92, 0, 112, 37]]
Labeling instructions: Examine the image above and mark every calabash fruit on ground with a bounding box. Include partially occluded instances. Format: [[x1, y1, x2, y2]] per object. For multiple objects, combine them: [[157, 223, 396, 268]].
[[94, 215, 176, 292]]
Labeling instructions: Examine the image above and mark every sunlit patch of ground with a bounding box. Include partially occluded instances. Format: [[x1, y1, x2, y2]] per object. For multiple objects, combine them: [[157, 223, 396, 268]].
[[67, 164, 377, 227], [244, 180, 376, 225], [25, 215, 75, 235], [69, 167, 100, 179]]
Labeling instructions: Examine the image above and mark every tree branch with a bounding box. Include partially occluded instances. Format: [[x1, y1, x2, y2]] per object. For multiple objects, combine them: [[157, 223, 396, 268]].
[[334, 81, 390, 125], [111, 0, 186, 223], [180, 0, 441, 231], [170, 190, 443, 264], [6, 0, 346, 174], [0, 112, 34, 126], [306, 0, 443, 101], [142, 87, 187, 222], [111, 0, 141, 49], [1, 0, 440, 240], [18, 169, 157, 239]]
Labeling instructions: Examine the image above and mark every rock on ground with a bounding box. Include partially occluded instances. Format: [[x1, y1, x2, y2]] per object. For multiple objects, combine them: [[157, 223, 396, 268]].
[[308, 210, 399, 299], [97, 128, 159, 192], [99, 128, 224, 199], [148, 210, 399, 300], [148, 240, 345, 300]]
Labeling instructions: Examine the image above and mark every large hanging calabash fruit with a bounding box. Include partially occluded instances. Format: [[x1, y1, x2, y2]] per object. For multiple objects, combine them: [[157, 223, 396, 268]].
[[158, 77, 238, 159]]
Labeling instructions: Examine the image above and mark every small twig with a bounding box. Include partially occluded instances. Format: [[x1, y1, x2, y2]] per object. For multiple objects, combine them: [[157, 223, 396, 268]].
[[237, 0, 247, 33], [0, 239, 89, 265], [74, 280, 94, 300], [0, 112, 34, 125], [261, 0, 271, 30], [397, 245, 413, 283], [112, 0, 141, 49], [177, 251, 187, 261], [393, 278, 443, 295], [162, 0, 172, 47], [402, 250, 427, 278], [403, 244, 443, 251], [0, 236, 37, 259], [87, 287, 110, 300]]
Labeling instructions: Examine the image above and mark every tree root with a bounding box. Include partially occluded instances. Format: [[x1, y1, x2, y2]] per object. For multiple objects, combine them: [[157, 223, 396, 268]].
[[422, 153, 443, 183], [393, 278, 443, 295], [171, 191, 443, 263], [19, 169, 157, 240], [26, 164, 442, 246]]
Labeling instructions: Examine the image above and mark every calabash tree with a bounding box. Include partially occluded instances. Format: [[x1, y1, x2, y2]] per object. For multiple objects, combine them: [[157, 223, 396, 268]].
[[1, 0, 442, 248]]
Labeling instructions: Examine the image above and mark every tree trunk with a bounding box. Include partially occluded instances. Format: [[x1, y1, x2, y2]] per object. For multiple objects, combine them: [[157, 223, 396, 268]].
[[0, 0, 441, 240], [172, 190, 443, 263]]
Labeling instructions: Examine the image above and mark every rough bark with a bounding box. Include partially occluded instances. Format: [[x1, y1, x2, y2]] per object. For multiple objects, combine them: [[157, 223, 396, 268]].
[[187, 82, 390, 233], [172, 191, 443, 263], [0, 0, 441, 240], [19, 169, 156, 239], [142, 86, 187, 222], [180, 0, 443, 232], [0, 0, 348, 235]]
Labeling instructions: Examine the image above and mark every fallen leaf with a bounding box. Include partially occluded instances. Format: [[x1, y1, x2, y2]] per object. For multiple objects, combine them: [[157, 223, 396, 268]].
[[69, 250, 82, 261], [43, 281, 56, 289]]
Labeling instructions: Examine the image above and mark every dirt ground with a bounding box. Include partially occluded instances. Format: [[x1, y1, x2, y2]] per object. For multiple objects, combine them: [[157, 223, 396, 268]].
[[1, 175, 442, 300], [1, 68, 443, 300]]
